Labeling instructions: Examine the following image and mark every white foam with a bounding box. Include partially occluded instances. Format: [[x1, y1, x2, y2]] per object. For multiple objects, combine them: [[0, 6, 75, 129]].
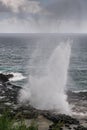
[[72, 112, 87, 117], [20, 41, 72, 114], [0, 71, 26, 82], [9, 72, 26, 81], [73, 90, 87, 93]]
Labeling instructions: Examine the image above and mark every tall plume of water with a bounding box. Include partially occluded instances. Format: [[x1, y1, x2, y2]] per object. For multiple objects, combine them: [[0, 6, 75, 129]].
[[20, 41, 71, 114]]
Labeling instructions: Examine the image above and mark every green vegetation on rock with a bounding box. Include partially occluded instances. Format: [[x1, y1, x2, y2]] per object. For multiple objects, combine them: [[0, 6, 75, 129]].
[[0, 111, 38, 130], [49, 121, 63, 130]]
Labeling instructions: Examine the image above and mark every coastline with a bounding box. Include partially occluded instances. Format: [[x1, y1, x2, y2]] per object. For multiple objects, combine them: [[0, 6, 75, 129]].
[[0, 73, 87, 130]]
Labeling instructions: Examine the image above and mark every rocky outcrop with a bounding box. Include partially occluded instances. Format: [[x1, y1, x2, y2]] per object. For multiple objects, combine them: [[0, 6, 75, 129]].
[[74, 125, 87, 130], [0, 73, 87, 130], [42, 112, 79, 125], [67, 91, 87, 101], [0, 73, 21, 114], [6, 74, 14, 79], [0, 73, 9, 83], [0, 73, 13, 83]]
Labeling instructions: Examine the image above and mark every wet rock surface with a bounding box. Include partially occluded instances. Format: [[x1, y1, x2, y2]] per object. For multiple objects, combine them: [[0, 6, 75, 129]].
[[42, 112, 79, 125], [67, 91, 87, 101], [0, 73, 9, 83], [0, 73, 14, 83], [0, 73, 39, 118], [67, 91, 87, 114], [74, 125, 87, 130]]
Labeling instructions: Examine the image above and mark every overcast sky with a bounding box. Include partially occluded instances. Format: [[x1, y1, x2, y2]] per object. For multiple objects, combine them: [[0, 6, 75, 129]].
[[0, 0, 87, 33]]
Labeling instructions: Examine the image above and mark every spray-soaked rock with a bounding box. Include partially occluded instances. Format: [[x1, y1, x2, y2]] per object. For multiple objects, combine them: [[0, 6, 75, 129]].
[[42, 112, 79, 125], [0, 73, 14, 83], [0, 73, 9, 83], [6, 74, 14, 79], [74, 125, 87, 130], [0, 73, 22, 109]]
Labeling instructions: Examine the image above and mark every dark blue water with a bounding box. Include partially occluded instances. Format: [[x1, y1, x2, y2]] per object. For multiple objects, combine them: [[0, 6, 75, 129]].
[[69, 34, 87, 91], [0, 33, 87, 92]]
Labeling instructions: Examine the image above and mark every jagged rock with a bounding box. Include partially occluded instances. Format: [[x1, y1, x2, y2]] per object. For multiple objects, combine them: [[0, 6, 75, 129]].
[[74, 125, 87, 130], [6, 74, 14, 79], [0, 80, 22, 106], [0, 73, 14, 83], [12, 105, 39, 119], [67, 91, 87, 101], [43, 112, 79, 125], [48, 123, 63, 130], [0, 73, 9, 83]]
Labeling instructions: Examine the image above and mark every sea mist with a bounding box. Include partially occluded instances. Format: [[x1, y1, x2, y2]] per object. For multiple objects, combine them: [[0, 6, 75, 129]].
[[20, 41, 71, 114]]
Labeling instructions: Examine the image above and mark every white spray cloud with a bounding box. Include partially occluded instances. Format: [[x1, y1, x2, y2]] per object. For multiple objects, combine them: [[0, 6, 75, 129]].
[[19, 41, 72, 114]]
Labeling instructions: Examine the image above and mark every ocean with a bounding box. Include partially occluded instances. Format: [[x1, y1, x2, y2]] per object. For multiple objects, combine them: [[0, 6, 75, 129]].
[[0, 33, 87, 93]]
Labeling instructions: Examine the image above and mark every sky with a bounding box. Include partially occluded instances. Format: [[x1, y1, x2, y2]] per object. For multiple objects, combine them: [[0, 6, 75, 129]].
[[0, 0, 87, 33]]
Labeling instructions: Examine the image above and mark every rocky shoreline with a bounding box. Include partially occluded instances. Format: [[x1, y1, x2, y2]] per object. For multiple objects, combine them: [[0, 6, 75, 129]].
[[0, 73, 87, 130]]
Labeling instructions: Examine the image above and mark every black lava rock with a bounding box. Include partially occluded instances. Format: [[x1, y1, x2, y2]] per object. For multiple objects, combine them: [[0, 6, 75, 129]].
[[43, 112, 79, 125], [0, 73, 9, 83], [48, 123, 63, 130], [74, 125, 87, 130], [6, 74, 14, 79]]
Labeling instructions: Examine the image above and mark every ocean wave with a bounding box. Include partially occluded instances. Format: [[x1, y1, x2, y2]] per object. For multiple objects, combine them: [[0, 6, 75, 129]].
[[8, 72, 26, 82], [72, 90, 87, 94], [0, 71, 26, 82], [72, 112, 87, 117]]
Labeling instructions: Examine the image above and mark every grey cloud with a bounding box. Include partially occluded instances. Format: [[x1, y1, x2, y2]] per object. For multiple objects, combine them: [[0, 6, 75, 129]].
[[0, 2, 11, 12], [45, 0, 87, 20], [0, 0, 87, 21], [0, 0, 87, 33], [0, 0, 41, 14]]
